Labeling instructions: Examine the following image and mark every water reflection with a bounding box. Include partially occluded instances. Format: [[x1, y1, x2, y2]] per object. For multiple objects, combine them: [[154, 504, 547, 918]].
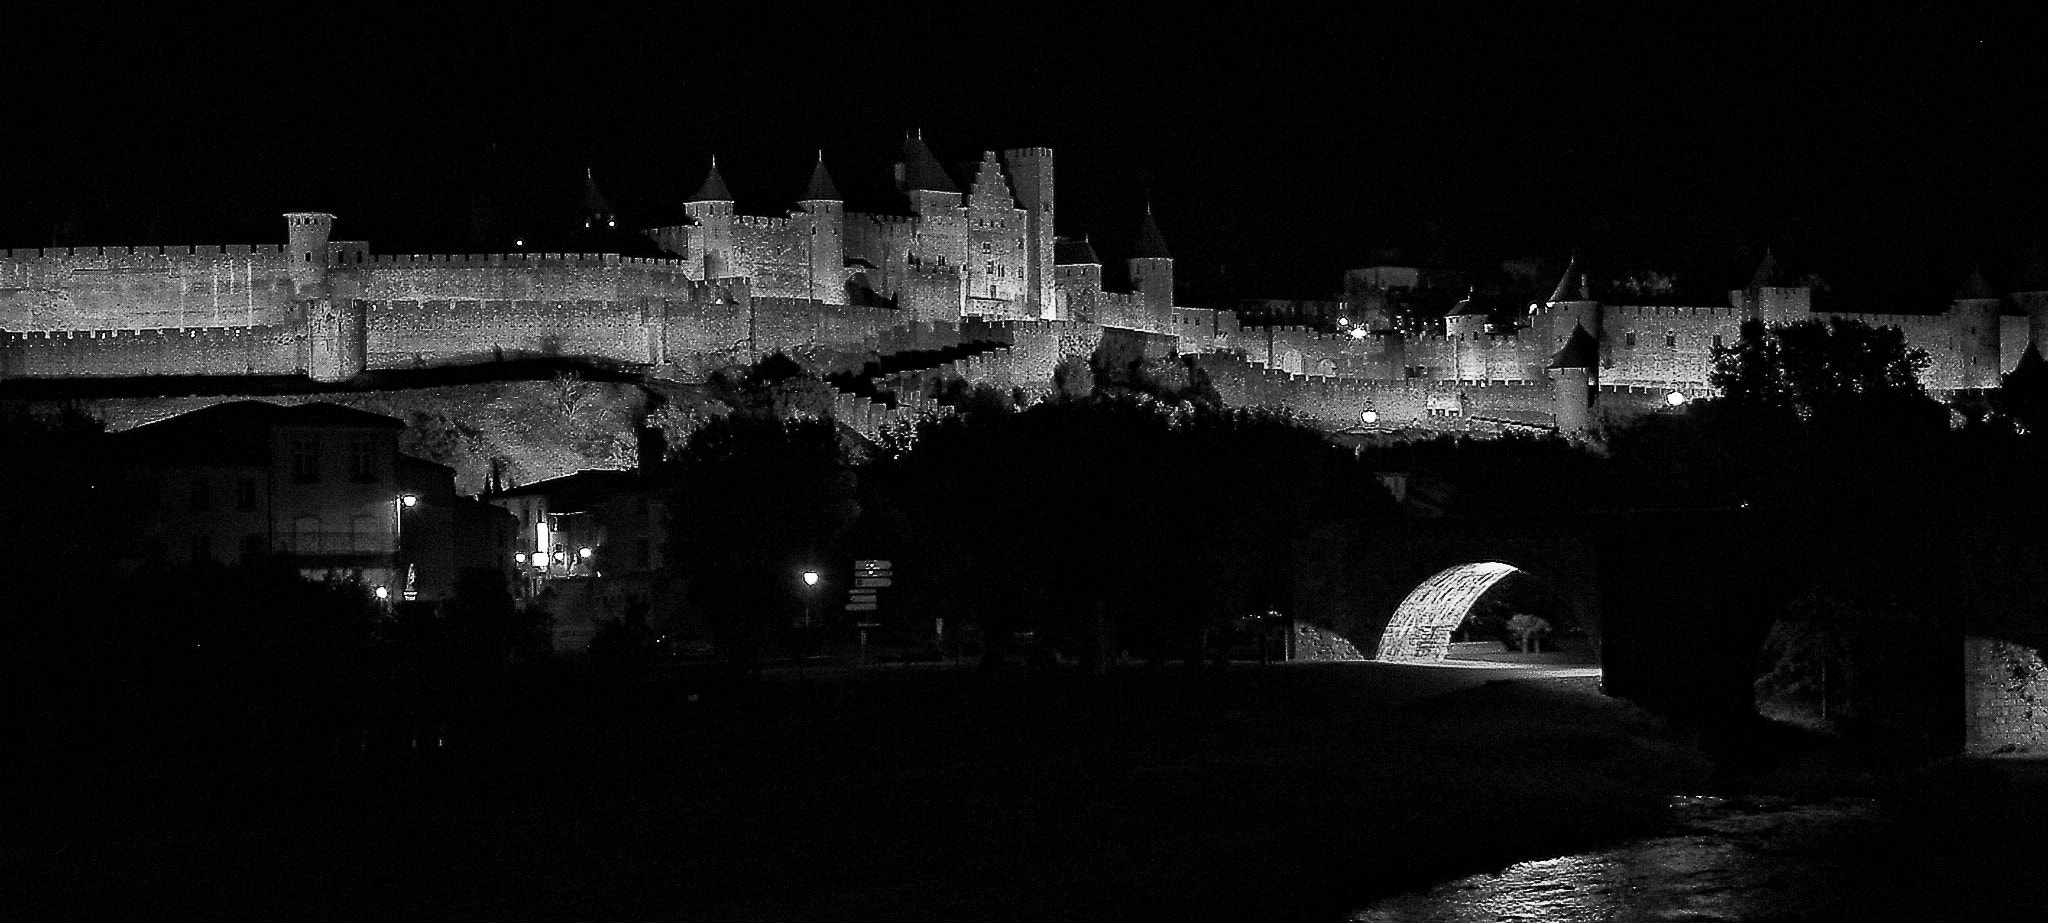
[[1351, 796, 1880, 922]]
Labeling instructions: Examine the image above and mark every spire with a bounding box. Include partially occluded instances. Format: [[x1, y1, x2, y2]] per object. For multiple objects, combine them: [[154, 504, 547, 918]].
[[1957, 264, 1998, 300], [1546, 323, 1600, 370], [1748, 248, 1783, 289], [802, 151, 841, 202], [899, 132, 959, 194], [580, 168, 614, 226], [689, 158, 732, 203], [1546, 251, 1583, 303], [1132, 203, 1172, 260]]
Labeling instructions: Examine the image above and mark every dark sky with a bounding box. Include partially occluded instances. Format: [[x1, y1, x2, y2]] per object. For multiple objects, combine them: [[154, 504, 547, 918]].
[[6, 6, 2043, 309]]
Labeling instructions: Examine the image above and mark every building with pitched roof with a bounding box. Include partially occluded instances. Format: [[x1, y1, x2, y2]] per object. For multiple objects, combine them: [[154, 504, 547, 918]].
[[111, 401, 514, 601]]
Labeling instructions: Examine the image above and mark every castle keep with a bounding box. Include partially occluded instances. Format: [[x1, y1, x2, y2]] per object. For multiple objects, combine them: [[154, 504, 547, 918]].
[[2, 137, 2036, 436]]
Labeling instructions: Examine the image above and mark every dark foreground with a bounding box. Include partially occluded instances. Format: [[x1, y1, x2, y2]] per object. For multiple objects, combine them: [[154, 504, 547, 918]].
[[2, 660, 2021, 921]]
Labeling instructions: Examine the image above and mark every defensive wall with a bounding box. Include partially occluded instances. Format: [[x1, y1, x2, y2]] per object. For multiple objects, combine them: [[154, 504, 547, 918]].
[[0, 244, 300, 331], [0, 324, 304, 380]]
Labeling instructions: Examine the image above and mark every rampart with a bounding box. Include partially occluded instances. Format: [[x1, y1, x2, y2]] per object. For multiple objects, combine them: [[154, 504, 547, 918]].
[[1, 245, 298, 331], [0, 325, 302, 379]]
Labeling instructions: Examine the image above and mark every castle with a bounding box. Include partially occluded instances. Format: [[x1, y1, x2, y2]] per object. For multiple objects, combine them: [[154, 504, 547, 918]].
[[2, 135, 2038, 438]]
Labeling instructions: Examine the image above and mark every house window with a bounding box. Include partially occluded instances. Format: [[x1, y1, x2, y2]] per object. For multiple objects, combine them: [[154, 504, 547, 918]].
[[191, 478, 210, 511], [1625, 331, 1636, 347], [349, 438, 377, 482], [236, 477, 258, 510], [291, 436, 321, 483], [1665, 331, 1677, 348], [193, 533, 213, 564], [1712, 335, 1723, 349]]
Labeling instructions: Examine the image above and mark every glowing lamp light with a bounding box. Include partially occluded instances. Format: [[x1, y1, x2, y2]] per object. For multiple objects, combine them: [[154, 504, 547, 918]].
[[802, 570, 820, 587], [515, 552, 527, 564], [553, 551, 567, 564], [515, 238, 525, 247], [1350, 328, 1368, 339], [400, 493, 419, 508], [1338, 317, 1351, 327], [578, 547, 593, 559], [1665, 391, 1689, 407], [373, 585, 390, 600], [1361, 410, 1379, 425]]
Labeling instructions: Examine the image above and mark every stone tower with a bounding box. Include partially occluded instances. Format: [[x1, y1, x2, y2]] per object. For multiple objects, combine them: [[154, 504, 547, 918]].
[[1445, 288, 1489, 382], [1542, 253, 1600, 353], [1953, 265, 2003, 390], [898, 131, 963, 218], [1546, 323, 1600, 434], [1735, 248, 1812, 325], [685, 158, 735, 279], [1002, 147, 1057, 319], [799, 152, 845, 304], [1128, 204, 1174, 321], [283, 212, 335, 297]]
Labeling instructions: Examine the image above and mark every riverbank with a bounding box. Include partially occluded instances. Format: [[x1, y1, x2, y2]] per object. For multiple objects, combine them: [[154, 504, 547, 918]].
[[0, 660, 1844, 921]]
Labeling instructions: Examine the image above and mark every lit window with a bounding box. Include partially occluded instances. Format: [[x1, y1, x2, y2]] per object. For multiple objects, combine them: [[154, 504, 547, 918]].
[[1665, 332, 1677, 348]]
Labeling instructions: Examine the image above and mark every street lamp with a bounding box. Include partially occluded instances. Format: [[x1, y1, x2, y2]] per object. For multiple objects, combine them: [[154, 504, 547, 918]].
[[393, 493, 420, 604], [800, 569, 820, 628]]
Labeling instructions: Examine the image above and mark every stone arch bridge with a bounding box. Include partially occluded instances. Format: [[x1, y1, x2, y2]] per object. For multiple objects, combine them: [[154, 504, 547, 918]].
[[1294, 502, 2048, 755]]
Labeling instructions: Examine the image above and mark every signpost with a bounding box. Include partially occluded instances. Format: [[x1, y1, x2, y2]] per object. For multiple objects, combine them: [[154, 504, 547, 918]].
[[851, 560, 893, 665]]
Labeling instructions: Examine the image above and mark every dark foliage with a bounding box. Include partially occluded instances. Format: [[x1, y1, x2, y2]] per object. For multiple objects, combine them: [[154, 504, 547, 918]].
[[874, 395, 1391, 668]]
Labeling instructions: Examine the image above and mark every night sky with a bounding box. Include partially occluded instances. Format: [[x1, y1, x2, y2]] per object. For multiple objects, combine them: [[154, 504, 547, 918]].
[[6, 7, 2042, 309]]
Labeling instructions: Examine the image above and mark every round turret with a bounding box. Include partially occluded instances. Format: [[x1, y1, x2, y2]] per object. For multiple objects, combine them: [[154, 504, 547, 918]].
[[1953, 266, 2002, 390], [283, 212, 335, 296]]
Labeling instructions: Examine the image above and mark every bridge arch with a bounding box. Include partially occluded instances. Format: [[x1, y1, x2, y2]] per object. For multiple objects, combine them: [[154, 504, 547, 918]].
[[1373, 560, 1588, 662]]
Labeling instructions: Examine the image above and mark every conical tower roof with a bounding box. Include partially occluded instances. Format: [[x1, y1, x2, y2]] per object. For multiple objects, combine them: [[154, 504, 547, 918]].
[[1546, 251, 1586, 303], [1957, 264, 1999, 300], [1132, 204, 1172, 260], [580, 168, 614, 222], [899, 132, 959, 194], [802, 152, 841, 201], [1546, 323, 1600, 370], [1748, 248, 1784, 289], [1055, 235, 1101, 265], [689, 158, 733, 202]]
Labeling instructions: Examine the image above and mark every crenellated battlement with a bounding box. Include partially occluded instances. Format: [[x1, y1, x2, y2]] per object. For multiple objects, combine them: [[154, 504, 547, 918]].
[[358, 252, 693, 270], [733, 215, 797, 232], [5, 323, 290, 341], [4, 244, 288, 261]]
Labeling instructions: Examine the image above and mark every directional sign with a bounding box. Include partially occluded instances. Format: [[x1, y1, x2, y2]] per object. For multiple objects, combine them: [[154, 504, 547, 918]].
[[854, 559, 892, 571], [848, 590, 878, 600], [845, 602, 878, 612], [855, 577, 893, 588]]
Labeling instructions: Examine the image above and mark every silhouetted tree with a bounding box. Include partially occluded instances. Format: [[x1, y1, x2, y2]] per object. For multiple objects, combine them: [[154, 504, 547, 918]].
[[1710, 317, 1933, 423], [663, 411, 856, 672]]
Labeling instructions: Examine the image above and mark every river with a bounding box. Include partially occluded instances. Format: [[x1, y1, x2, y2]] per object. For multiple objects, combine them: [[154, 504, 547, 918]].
[[1348, 790, 2039, 921]]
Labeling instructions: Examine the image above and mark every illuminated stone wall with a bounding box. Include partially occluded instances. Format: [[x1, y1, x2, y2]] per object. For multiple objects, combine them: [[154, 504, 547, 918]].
[[0, 245, 299, 330], [1963, 635, 2048, 754]]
